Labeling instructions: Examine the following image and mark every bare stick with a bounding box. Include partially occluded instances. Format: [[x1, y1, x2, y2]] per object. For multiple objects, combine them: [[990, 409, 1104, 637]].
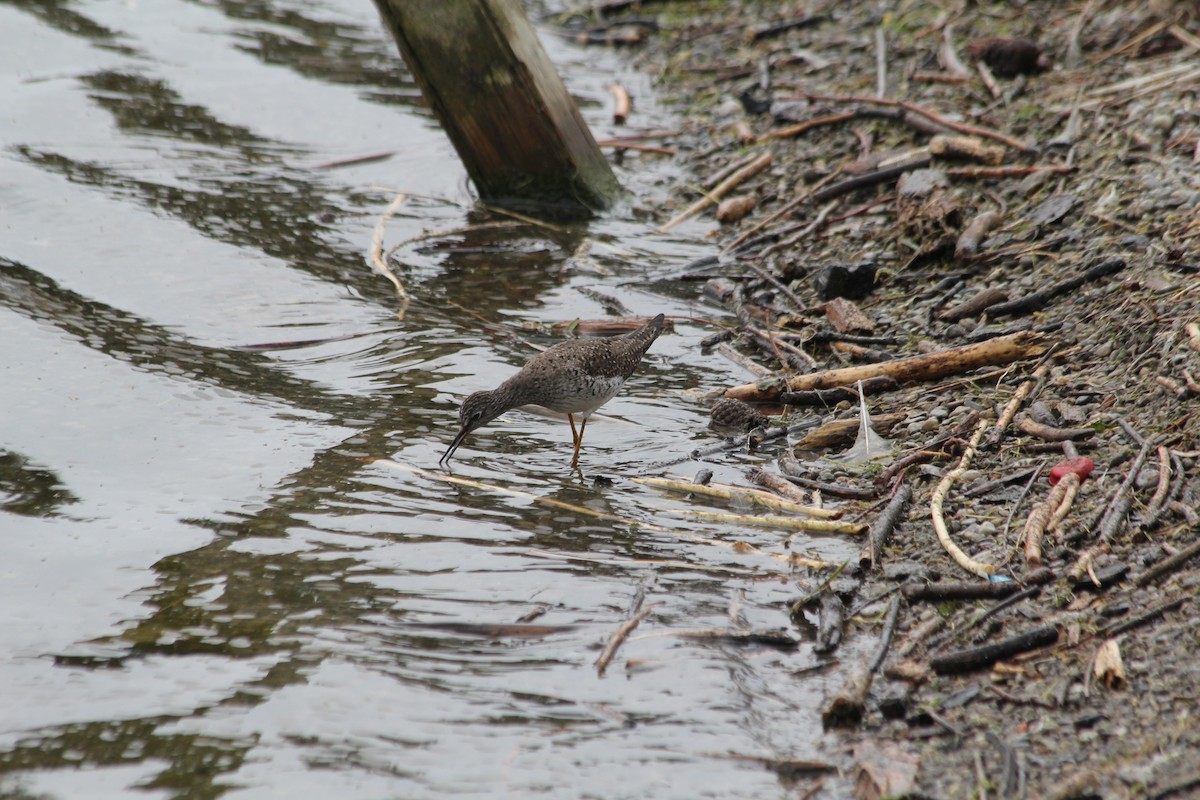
[[370, 192, 411, 317], [669, 508, 868, 535], [657, 152, 772, 232], [988, 363, 1049, 447], [634, 476, 842, 518], [726, 331, 1050, 402], [822, 596, 901, 728], [930, 624, 1059, 674], [860, 481, 913, 571], [987, 258, 1125, 317], [874, 26, 888, 98], [757, 111, 858, 143], [596, 599, 655, 675], [802, 92, 1033, 151], [931, 419, 998, 578], [608, 83, 631, 124]]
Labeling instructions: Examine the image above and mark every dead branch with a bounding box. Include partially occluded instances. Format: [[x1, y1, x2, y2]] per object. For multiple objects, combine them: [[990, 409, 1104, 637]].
[[860, 481, 913, 571], [757, 110, 859, 142], [725, 331, 1049, 402], [801, 93, 1034, 151], [987, 257, 1125, 317], [595, 596, 654, 675], [657, 151, 773, 232], [1134, 530, 1200, 587], [930, 624, 1058, 674]]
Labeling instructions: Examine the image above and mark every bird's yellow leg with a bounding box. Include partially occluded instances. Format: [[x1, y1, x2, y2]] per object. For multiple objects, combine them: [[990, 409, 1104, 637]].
[[568, 414, 582, 466]]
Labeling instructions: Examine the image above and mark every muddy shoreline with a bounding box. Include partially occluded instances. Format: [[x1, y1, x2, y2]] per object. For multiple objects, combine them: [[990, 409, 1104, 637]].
[[577, 1, 1200, 796]]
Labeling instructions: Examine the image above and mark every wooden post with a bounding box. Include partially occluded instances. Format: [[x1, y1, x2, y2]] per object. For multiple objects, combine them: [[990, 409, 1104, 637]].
[[372, 0, 620, 216]]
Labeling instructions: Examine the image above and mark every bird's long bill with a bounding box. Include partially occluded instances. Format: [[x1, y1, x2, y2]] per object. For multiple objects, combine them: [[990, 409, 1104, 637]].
[[439, 425, 471, 464]]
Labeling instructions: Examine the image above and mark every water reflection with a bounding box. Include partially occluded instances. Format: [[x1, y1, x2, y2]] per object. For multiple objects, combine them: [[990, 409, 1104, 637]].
[[0, 450, 78, 516], [0, 0, 845, 796]]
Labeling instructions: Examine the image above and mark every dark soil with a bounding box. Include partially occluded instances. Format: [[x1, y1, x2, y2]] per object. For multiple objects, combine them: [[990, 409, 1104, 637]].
[[575, 1, 1200, 796]]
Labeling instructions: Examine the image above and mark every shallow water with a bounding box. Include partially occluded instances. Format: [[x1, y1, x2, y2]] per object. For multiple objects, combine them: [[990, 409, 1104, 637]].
[[0, 1, 862, 797]]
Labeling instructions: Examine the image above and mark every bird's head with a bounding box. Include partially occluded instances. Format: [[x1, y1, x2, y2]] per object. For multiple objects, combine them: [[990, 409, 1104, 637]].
[[439, 390, 505, 464]]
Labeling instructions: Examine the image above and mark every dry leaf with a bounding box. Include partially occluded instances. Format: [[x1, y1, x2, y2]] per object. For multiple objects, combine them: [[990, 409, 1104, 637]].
[[853, 741, 919, 800]]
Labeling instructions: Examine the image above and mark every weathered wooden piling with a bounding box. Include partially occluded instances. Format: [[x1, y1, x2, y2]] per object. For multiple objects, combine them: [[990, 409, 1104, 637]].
[[372, 0, 620, 215]]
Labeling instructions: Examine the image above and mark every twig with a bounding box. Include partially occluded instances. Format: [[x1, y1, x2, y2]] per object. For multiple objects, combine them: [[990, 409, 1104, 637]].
[[902, 580, 1022, 602], [721, 172, 840, 253], [801, 93, 1034, 151], [657, 151, 773, 232], [930, 624, 1059, 674], [860, 481, 913, 571], [1099, 594, 1188, 637], [875, 26, 888, 98], [810, 158, 932, 203], [669, 508, 868, 535], [988, 363, 1048, 447], [757, 111, 858, 142], [931, 419, 998, 578], [761, 200, 839, 256], [987, 258, 1125, 317], [946, 165, 1073, 179], [1097, 436, 1160, 541], [1134, 529, 1200, 587], [370, 192, 412, 317], [596, 598, 655, 675]]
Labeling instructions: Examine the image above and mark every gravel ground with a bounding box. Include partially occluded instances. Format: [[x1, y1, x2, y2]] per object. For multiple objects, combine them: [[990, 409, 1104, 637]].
[[569, 1, 1200, 796]]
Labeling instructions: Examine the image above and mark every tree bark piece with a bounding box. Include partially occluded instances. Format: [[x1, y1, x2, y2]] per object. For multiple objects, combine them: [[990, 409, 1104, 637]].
[[725, 331, 1049, 402]]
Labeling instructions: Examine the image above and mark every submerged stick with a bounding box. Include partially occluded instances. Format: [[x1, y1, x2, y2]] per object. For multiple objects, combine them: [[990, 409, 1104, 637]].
[[370, 192, 412, 317], [595, 598, 655, 675], [670, 508, 867, 535], [634, 476, 841, 518]]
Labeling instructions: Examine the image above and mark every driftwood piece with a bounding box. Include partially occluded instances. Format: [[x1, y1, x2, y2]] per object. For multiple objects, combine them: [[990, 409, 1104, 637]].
[[726, 331, 1049, 402], [902, 580, 1021, 602], [930, 624, 1059, 674], [795, 413, 905, 450], [822, 597, 902, 728], [1015, 416, 1095, 442], [633, 476, 840, 518], [860, 482, 913, 571], [749, 467, 811, 503], [1099, 594, 1187, 637], [987, 257, 1125, 317]]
